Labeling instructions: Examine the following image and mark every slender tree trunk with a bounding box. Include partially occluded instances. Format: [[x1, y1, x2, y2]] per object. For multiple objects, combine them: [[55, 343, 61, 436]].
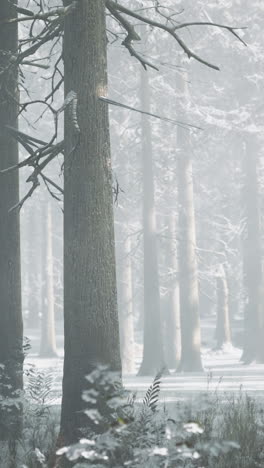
[[138, 68, 166, 376], [0, 0, 23, 440], [164, 215, 181, 369], [39, 202, 57, 357], [60, 0, 121, 444], [115, 151, 135, 374], [241, 137, 263, 363], [27, 205, 40, 328], [117, 232, 135, 374], [176, 76, 202, 372], [215, 265, 231, 349]]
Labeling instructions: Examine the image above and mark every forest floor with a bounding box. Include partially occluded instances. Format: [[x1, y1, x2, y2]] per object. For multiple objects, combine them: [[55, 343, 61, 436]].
[[24, 316, 264, 405]]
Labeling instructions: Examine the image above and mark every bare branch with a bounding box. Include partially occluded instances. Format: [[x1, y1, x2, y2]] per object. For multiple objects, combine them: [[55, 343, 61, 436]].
[[0, 3, 76, 25], [99, 96, 202, 130], [106, 0, 246, 70]]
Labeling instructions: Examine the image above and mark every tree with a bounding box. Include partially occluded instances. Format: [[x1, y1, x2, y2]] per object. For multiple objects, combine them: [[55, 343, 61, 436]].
[[39, 202, 57, 357], [138, 67, 166, 376], [164, 214, 181, 369], [241, 136, 263, 363], [0, 0, 23, 441], [176, 74, 203, 372], [215, 264, 231, 349], [115, 151, 135, 375], [3, 0, 246, 444], [60, 0, 121, 444], [116, 228, 135, 375]]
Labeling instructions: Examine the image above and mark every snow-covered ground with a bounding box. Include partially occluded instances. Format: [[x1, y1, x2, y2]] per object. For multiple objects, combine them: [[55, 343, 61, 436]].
[[24, 316, 264, 405], [24, 344, 264, 406]]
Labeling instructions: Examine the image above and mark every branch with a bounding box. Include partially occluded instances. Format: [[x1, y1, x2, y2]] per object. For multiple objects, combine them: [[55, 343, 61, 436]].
[[107, 1, 158, 70], [0, 3, 77, 25], [173, 22, 247, 47], [9, 178, 40, 212], [106, 0, 246, 70], [99, 96, 202, 130]]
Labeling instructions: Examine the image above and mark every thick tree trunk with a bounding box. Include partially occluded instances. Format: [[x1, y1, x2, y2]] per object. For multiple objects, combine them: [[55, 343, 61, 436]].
[[138, 68, 166, 376], [215, 265, 232, 349], [0, 0, 23, 440], [176, 77, 202, 372], [39, 202, 57, 357], [241, 137, 263, 363], [60, 0, 121, 444], [164, 215, 181, 369]]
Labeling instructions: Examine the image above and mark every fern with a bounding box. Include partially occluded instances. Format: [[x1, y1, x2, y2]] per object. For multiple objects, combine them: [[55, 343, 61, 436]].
[[142, 369, 163, 412], [25, 367, 54, 417]]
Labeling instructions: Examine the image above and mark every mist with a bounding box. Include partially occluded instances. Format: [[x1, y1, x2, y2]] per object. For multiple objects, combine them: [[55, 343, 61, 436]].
[[0, 1, 263, 467]]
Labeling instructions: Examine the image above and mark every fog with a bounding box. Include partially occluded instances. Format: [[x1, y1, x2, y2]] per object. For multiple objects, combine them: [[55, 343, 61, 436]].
[[0, 1, 264, 466]]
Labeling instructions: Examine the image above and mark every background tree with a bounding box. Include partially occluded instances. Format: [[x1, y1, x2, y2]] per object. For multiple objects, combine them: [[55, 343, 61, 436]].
[[177, 74, 203, 372], [215, 264, 231, 349], [39, 201, 57, 357], [138, 67, 165, 376]]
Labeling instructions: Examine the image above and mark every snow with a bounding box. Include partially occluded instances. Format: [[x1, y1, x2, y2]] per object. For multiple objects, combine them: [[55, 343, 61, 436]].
[[24, 344, 264, 407]]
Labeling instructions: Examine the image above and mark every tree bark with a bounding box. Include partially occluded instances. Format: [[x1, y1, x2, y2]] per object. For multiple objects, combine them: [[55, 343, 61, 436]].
[[0, 0, 23, 440], [60, 0, 121, 444], [176, 76, 202, 372], [39, 202, 57, 357], [215, 264, 232, 349], [138, 68, 166, 376]]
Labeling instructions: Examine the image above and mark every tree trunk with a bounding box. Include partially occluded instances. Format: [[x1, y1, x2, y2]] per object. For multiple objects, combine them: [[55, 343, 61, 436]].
[[27, 204, 40, 328], [164, 215, 181, 369], [241, 137, 263, 363], [0, 0, 23, 440], [138, 68, 166, 376], [60, 0, 121, 444], [117, 232, 135, 374], [215, 265, 232, 349], [39, 202, 57, 357], [176, 76, 202, 372]]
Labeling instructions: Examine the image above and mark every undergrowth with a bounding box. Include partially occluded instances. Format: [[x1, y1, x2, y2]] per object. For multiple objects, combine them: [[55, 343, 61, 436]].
[[1, 366, 264, 468]]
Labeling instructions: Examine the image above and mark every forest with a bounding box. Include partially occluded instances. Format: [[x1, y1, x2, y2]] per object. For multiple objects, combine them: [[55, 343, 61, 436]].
[[0, 0, 264, 467]]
